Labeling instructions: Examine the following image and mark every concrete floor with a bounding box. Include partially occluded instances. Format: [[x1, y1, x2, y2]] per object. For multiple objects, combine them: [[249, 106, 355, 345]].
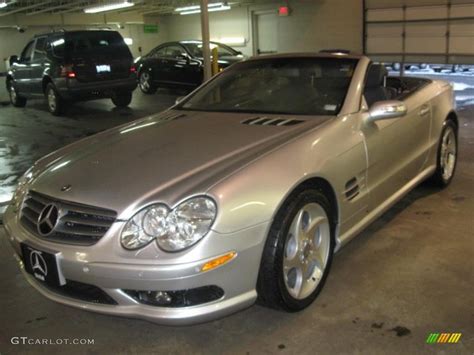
[[0, 76, 473, 354]]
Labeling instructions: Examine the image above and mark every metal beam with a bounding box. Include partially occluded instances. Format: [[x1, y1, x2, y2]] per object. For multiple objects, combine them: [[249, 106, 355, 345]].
[[0, 0, 54, 16], [26, 3, 78, 16], [200, 0, 212, 81]]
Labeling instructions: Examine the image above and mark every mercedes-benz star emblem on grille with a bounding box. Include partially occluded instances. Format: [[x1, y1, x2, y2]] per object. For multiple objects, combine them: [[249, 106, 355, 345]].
[[37, 204, 59, 236], [30, 250, 48, 277]]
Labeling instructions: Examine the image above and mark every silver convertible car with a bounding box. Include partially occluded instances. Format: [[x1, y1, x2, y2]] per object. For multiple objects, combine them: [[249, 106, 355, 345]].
[[5, 53, 458, 325]]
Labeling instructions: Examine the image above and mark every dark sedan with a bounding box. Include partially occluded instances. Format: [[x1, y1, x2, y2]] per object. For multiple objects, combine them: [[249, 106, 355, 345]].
[[135, 40, 245, 93]]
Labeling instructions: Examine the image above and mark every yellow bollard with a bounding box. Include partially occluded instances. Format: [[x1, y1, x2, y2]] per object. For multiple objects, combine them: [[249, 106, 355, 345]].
[[211, 47, 219, 76]]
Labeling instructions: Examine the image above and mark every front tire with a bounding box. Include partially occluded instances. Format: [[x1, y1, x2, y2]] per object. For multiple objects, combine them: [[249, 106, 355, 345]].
[[45, 83, 65, 116], [429, 120, 458, 187], [111, 91, 133, 107], [139, 71, 157, 94], [8, 80, 27, 107], [257, 188, 335, 312]]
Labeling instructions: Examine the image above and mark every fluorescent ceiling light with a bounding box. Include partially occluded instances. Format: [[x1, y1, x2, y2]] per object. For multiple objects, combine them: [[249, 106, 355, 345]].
[[124, 37, 133, 45], [175, 2, 224, 12], [0, 1, 8, 9], [84, 1, 134, 14], [179, 5, 231, 15]]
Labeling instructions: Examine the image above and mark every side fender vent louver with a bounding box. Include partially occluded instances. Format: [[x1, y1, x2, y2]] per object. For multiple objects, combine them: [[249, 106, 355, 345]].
[[344, 177, 360, 201], [241, 117, 305, 126]]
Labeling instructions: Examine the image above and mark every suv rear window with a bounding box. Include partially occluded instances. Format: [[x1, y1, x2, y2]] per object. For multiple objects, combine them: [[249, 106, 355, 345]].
[[65, 31, 130, 56]]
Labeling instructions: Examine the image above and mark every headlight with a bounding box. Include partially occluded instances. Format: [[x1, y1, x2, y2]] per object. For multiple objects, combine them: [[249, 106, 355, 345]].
[[11, 167, 34, 211], [120, 196, 217, 252]]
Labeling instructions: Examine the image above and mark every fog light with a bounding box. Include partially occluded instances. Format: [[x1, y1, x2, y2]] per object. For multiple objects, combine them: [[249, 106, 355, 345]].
[[138, 291, 173, 306], [123, 286, 224, 307], [201, 251, 236, 272]]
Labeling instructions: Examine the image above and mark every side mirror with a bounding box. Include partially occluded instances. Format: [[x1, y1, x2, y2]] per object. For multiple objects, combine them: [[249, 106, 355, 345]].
[[368, 100, 407, 122], [178, 53, 190, 63], [9, 55, 19, 65], [175, 96, 185, 105]]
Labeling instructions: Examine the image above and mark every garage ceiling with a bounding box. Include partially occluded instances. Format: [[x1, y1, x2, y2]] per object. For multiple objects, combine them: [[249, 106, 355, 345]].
[[0, 0, 272, 16]]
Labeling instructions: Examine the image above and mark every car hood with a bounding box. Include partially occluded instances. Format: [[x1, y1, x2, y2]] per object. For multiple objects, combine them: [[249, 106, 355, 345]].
[[29, 110, 332, 218]]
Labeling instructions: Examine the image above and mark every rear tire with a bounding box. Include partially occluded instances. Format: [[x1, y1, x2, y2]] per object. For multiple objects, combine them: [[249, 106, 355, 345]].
[[257, 188, 335, 312], [8, 80, 27, 107], [111, 91, 133, 107], [45, 83, 65, 116], [428, 119, 458, 188], [139, 71, 157, 94]]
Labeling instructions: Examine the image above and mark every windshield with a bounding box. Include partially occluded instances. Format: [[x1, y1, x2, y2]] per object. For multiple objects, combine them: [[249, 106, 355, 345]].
[[179, 57, 357, 116], [65, 31, 130, 57], [181, 41, 238, 58]]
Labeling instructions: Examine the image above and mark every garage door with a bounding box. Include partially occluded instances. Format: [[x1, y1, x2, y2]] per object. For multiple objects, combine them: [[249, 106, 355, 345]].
[[365, 0, 474, 64]]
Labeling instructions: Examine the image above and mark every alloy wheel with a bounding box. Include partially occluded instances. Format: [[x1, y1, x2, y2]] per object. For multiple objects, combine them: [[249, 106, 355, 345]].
[[440, 126, 457, 181], [47, 88, 57, 112], [283, 202, 331, 300], [140, 72, 151, 91]]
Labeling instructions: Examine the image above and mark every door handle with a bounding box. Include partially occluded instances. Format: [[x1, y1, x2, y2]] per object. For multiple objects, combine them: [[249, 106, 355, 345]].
[[419, 105, 430, 116]]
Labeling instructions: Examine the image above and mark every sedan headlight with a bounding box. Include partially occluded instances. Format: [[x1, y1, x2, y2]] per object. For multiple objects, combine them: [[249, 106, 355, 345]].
[[121, 196, 217, 252]]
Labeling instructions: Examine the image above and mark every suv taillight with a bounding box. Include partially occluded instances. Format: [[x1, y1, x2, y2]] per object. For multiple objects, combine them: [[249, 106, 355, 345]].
[[60, 64, 76, 78], [130, 66, 136, 74]]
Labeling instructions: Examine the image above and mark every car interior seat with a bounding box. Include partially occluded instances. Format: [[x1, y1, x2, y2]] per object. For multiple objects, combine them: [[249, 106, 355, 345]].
[[364, 64, 398, 107]]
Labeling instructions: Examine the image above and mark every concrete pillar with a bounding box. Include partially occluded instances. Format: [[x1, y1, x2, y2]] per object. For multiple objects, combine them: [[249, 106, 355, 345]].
[[200, 0, 212, 81]]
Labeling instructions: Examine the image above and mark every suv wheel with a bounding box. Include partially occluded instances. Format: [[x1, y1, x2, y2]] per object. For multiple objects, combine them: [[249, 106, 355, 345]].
[[45, 83, 65, 116], [112, 91, 133, 107], [8, 80, 27, 107], [139, 71, 157, 94]]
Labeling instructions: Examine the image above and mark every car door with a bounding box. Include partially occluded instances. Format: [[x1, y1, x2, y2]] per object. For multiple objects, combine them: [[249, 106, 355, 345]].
[[30, 36, 48, 95], [14, 40, 35, 93], [162, 44, 190, 85], [361, 96, 431, 210], [145, 46, 167, 85]]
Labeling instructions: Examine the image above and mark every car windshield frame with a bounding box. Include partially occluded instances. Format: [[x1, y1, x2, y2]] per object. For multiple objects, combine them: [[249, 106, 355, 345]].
[[64, 31, 130, 57], [176, 57, 359, 116]]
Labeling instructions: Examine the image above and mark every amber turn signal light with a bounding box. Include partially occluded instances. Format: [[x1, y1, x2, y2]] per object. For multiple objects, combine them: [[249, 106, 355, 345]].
[[201, 252, 236, 272]]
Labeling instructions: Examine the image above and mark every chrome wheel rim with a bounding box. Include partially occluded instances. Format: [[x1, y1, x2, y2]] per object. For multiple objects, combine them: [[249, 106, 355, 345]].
[[47, 88, 56, 111], [10, 84, 17, 102], [440, 126, 456, 181], [140, 72, 151, 91], [283, 203, 331, 300]]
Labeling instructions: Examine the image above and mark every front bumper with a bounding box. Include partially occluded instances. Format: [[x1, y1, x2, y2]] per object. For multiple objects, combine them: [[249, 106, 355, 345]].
[[4, 206, 269, 325]]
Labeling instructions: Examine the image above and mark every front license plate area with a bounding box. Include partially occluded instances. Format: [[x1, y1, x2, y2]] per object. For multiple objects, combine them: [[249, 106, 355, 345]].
[[20, 243, 65, 287]]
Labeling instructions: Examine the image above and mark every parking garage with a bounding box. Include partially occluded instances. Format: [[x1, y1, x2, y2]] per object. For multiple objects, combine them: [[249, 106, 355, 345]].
[[0, 0, 473, 353]]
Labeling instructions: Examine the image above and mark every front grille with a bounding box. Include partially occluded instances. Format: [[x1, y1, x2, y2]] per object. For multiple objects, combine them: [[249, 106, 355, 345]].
[[43, 279, 117, 305], [20, 190, 117, 246]]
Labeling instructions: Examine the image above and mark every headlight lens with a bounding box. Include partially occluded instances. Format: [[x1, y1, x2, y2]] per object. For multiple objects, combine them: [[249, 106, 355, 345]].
[[11, 167, 34, 211], [120, 197, 217, 252]]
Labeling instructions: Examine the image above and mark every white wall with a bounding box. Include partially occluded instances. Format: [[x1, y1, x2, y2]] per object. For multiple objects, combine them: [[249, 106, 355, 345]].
[[161, 6, 253, 56], [161, 0, 363, 56]]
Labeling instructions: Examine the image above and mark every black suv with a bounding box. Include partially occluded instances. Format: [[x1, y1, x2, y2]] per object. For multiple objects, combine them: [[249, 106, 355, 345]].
[[6, 30, 137, 115]]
